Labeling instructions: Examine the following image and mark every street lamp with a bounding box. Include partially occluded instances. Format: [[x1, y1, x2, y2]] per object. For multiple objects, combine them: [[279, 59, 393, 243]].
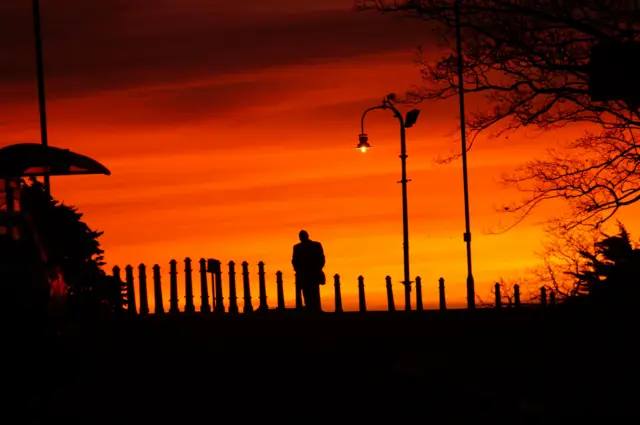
[[358, 93, 420, 311]]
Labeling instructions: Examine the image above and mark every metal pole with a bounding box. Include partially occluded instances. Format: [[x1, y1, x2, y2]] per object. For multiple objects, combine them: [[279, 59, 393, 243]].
[[32, 0, 50, 195], [454, 0, 475, 309], [398, 119, 412, 311]]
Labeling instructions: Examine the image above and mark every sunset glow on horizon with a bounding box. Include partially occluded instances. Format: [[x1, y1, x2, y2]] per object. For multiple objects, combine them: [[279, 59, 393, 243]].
[[3, 0, 640, 311]]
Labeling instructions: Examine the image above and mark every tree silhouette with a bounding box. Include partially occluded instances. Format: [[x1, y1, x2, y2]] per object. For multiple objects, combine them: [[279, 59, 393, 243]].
[[534, 221, 640, 306], [356, 0, 640, 231], [569, 222, 640, 303], [20, 178, 123, 315]]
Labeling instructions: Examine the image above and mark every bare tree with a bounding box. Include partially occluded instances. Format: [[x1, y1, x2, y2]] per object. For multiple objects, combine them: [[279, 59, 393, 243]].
[[530, 224, 602, 299], [355, 0, 640, 230]]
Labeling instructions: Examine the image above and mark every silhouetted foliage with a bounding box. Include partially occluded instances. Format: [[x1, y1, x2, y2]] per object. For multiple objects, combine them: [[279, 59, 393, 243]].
[[20, 178, 123, 314], [534, 221, 640, 306], [356, 0, 640, 231], [570, 223, 640, 303]]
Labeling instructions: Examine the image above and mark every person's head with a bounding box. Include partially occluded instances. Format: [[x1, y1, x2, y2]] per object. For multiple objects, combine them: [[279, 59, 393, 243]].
[[299, 230, 309, 242]]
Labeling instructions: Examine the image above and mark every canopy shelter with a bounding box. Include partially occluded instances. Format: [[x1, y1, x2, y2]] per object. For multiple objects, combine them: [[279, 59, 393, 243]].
[[0, 144, 110, 320], [0, 143, 110, 214], [0, 143, 111, 178]]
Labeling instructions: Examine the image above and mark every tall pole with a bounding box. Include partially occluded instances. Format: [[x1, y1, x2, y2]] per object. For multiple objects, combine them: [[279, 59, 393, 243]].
[[454, 0, 475, 309], [32, 0, 50, 195], [360, 98, 412, 310], [398, 115, 412, 311]]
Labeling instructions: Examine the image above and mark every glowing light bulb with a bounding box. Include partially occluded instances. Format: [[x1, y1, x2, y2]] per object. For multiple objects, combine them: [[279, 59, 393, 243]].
[[360, 146, 367, 153]]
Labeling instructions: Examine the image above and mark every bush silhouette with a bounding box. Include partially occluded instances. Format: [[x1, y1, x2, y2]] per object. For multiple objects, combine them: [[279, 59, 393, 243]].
[[20, 178, 123, 315]]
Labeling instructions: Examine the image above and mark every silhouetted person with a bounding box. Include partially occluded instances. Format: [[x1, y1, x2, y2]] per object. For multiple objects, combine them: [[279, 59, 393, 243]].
[[292, 230, 325, 312]]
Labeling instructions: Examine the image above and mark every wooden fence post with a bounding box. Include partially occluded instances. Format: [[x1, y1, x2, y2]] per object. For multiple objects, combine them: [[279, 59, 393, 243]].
[[358, 276, 367, 312], [184, 257, 195, 313], [415, 276, 423, 311], [153, 264, 164, 314], [438, 277, 447, 311], [169, 259, 179, 313], [138, 264, 149, 315], [257, 261, 269, 312], [209, 259, 225, 313], [333, 274, 343, 313], [276, 271, 285, 311], [241, 261, 253, 313], [385, 276, 395, 312], [228, 261, 239, 314], [494, 282, 501, 308], [199, 258, 211, 313]]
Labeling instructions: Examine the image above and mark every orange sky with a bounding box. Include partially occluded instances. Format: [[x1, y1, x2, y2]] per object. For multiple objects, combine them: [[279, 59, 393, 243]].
[[2, 0, 639, 311]]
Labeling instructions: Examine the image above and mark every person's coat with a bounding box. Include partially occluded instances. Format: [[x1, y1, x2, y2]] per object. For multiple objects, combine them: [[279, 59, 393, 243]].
[[292, 240, 325, 285]]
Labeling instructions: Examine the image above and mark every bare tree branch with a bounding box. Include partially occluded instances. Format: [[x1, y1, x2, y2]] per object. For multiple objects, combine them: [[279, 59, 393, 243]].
[[356, 0, 640, 230]]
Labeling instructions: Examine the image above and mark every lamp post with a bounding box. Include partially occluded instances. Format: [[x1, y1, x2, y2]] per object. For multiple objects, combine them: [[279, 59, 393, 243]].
[[357, 94, 420, 311], [454, 0, 475, 309], [32, 0, 50, 195]]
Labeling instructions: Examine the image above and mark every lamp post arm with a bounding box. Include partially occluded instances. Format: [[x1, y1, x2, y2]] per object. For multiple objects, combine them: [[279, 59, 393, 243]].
[[361, 105, 389, 134]]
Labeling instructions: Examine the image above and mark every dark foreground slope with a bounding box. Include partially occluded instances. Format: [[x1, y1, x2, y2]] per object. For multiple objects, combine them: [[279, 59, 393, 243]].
[[7, 307, 639, 422]]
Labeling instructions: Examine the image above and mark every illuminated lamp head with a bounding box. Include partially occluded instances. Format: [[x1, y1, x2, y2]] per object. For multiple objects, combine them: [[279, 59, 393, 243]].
[[357, 134, 372, 153]]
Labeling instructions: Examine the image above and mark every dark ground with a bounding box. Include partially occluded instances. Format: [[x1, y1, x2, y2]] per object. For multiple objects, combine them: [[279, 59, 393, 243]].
[[6, 307, 639, 422]]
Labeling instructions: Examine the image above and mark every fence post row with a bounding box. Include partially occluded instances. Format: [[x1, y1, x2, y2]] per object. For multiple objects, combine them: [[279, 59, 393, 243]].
[[112, 261, 563, 313]]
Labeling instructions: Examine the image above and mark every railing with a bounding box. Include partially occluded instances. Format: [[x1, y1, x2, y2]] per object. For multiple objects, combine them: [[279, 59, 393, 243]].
[[112, 258, 556, 315]]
